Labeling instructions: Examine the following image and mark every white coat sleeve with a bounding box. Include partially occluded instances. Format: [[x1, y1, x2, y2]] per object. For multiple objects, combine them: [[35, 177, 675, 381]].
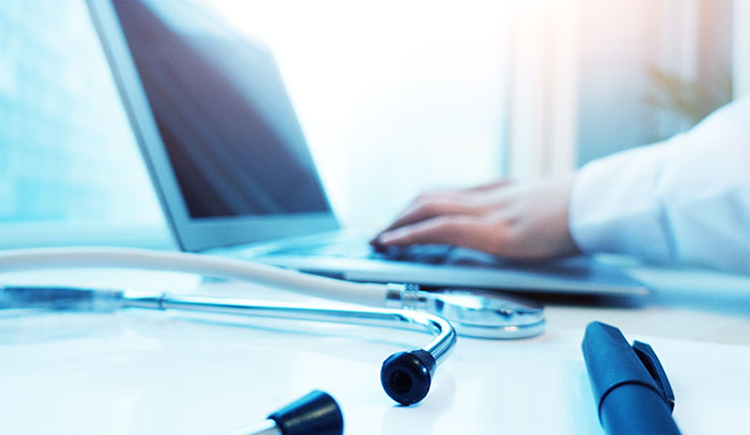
[[569, 96, 750, 274]]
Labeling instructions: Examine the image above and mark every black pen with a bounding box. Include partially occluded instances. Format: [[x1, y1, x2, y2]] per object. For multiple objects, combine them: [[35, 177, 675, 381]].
[[581, 321, 681, 435]]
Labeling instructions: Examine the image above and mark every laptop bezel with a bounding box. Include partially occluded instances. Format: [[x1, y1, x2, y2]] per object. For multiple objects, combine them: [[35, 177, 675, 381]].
[[86, 0, 340, 252]]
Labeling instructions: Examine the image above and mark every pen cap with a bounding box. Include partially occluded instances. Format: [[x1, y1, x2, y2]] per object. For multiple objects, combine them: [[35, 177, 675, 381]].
[[581, 322, 664, 415]]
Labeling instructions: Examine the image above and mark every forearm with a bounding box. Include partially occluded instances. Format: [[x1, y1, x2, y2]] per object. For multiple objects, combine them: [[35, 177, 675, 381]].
[[569, 96, 750, 273]]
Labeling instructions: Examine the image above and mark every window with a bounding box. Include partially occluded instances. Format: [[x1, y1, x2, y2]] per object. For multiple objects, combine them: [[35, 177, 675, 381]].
[[503, 0, 735, 178], [0, 0, 166, 248]]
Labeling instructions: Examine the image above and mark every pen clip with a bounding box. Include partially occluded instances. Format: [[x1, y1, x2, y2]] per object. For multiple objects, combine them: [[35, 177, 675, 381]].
[[632, 340, 675, 412]]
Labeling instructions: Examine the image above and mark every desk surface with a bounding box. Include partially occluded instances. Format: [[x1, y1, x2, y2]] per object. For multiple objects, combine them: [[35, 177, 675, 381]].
[[1, 265, 749, 434], [547, 263, 750, 345]]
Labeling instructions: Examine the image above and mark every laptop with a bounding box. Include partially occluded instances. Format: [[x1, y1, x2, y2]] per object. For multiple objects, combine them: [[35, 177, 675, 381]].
[[87, 0, 648, 297]]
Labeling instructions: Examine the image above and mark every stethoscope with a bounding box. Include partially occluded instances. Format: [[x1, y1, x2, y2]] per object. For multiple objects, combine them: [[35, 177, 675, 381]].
[[0, 247, 545, 407]]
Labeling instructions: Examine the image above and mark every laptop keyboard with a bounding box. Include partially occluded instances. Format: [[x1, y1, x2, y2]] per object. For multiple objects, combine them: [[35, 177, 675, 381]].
[[265, 236, 458, 265], [375, 244, 458, 264]]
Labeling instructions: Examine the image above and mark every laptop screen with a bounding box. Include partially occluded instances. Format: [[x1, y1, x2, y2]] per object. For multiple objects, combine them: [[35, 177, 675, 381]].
[[112, 0, 330, 219]]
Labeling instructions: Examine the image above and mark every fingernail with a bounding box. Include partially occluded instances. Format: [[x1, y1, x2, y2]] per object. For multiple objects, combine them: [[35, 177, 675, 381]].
[[378, 231, 399, 244]]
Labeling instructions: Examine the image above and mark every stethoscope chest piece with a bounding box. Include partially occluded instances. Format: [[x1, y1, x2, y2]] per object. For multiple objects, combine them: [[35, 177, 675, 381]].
[[386, 284, 546, 339]]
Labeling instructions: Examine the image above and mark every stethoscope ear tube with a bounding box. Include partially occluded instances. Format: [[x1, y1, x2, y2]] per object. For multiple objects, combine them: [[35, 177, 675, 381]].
[[1, 284, 457, 406], [129, 291, 458, 406]]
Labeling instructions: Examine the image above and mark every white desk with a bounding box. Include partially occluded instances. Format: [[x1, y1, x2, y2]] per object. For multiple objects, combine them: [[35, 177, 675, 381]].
[[1, 265, 749, 434]]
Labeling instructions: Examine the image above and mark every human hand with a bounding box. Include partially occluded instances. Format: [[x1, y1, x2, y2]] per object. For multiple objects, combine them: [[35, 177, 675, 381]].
[[370, 175, 580, 260]]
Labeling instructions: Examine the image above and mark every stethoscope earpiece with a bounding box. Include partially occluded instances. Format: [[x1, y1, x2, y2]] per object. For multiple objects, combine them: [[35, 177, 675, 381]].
[[381, 349, 436, 406]]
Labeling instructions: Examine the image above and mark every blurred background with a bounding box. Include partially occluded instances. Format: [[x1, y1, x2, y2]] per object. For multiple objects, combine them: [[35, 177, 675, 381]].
[[0, 0, 747, 248]]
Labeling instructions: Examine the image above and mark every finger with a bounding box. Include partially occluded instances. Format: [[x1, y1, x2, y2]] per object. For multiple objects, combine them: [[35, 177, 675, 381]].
[[370, 180, 516, 247], [463, 178, 513, 193], [408, 179, 513, 200], [379, 196, 484, 235], [376, 215, 496, 253], [390, 180, 514, 229], [370, 199, 464, 247]]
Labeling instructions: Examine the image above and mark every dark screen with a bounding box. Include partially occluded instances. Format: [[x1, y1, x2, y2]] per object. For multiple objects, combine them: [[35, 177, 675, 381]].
[[113, 0, 330, 218]]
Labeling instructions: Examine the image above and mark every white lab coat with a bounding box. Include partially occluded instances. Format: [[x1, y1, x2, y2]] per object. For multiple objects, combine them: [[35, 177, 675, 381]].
[[569, 96, 750, 274]]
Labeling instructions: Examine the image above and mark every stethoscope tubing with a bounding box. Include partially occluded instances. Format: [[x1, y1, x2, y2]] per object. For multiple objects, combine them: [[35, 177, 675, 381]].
[[0, 247, 547, 341], [126, 290, 456, 366], [0, 247, 389, 306]]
